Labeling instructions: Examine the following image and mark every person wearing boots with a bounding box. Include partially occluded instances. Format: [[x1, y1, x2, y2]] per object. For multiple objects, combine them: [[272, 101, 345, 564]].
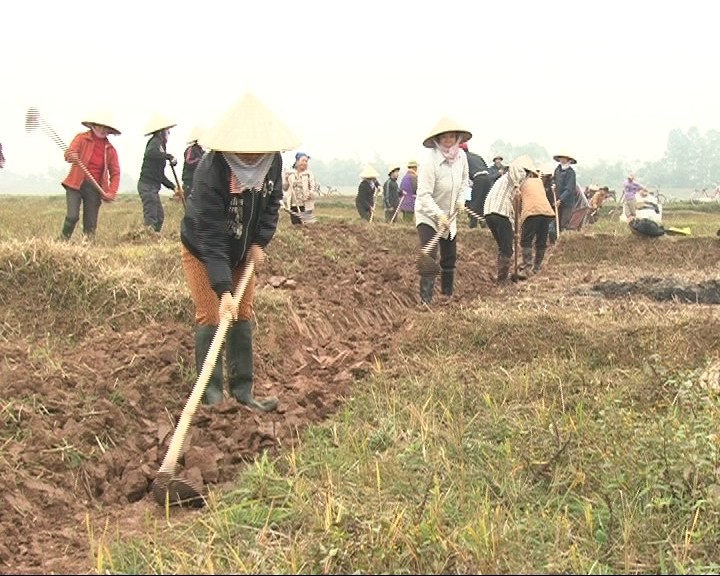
[[181, 126, 205, 201], [552, 151, 577, 232], [383, 163, 401, 222], [483, 156, 534, 284], [138, 113, 181, 233], [60, 112, 121, 241], [180, 92, 300, 411], [516, 156, 554, 279], [415, 116, 471, 304], [356, 165, 381, 221]]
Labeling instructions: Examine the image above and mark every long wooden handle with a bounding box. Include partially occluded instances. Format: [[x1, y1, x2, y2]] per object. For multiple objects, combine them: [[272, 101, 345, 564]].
[[420, 208, 459, 256], [157, 260, 256, 476], [552, 186, 561, 239], [389, 194, 404, 224], [169, 162, 186, 209]]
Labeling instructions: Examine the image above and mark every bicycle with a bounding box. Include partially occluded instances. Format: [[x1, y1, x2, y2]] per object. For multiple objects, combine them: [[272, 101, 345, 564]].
[[689, 187, 720, 206]]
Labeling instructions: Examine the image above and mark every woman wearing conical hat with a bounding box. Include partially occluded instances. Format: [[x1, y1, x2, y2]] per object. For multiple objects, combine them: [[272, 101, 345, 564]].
[[552, 151, 577, 234], [59, 112, 121, 241], [356, 165, 381, 221], [180, 92, 300, 411], [138, 113, 180, 233], [415, 116, 470, 304], [483, 155, 535, 284], [181, 125, 205, 201], [515, 156, 554, 279]]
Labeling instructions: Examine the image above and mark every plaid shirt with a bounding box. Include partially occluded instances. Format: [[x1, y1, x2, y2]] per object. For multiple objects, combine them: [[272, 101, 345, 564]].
[[483, 165, 527, 220]]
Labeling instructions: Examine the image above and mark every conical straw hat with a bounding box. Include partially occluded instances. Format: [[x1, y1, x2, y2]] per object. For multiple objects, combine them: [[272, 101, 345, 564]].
[[144, 113, 176, 136], [359, 165, 379, 179], [511, 154, 539, 175], [552, 151, 577, 164], [387, 163, 401, 175], [81, 112, 120, 135], [539, 161, 556, 176], [186, 125, 204, 145], [422, 116, 472, 148], [199, 92, 301, 153]]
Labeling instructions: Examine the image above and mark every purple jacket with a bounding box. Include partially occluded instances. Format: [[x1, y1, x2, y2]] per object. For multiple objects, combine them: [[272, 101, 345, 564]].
[[398, 170, 417, 212], [623, 180, 644, 201]]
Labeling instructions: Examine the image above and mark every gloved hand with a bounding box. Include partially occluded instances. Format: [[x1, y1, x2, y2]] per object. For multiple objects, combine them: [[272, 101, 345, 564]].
[[174, 185, 183, 198], [166, 153, 177, 166], [246, 243, 266, 269], [218, 291, 237, 322], [438, 213, 449, 229]]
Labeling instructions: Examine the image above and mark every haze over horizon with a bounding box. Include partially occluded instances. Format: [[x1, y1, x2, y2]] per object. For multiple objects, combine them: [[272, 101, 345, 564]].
[[2, 0, 718, 184]]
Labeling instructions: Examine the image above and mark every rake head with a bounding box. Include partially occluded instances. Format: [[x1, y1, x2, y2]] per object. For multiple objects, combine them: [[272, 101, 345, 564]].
[[25, 107, 40, 133], [152, 472, 205, 508]]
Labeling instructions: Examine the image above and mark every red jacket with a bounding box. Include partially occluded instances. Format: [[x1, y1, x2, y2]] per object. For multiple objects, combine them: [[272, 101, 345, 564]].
[[62, 131, 120, 201]]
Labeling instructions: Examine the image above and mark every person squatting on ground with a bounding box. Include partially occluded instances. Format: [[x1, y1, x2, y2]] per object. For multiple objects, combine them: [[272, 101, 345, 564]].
[[552, 151, 577, 232], [356, 165, 381, 221], [60, 113, 121, 241], [180, 93, 298, 411], [182, 126, 205, 201], [516, 156, 555, 279], [483, 156, 534, 284], [383, 163, 401, 222], [415, 117, 470, 304], [459, 141, 491, 228], [138, 113, 181, 233], [283, 151, 316, 224], [398, 160, 418, 223]]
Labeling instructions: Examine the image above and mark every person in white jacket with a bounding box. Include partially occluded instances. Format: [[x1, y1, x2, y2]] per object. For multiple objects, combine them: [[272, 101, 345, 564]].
[[415, 117, 470, 304]]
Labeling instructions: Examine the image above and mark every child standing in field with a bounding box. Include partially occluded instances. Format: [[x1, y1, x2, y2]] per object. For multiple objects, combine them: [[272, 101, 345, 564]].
[[60, 113, 121, 241]]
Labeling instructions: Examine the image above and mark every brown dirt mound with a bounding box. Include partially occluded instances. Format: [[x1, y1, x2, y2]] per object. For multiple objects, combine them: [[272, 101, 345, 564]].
[[4, 221, 715, 573]]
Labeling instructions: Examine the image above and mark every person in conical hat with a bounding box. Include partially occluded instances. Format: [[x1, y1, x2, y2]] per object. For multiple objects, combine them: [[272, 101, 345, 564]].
[[59, 112, 121, 242], [356, 164, 381, 221], [513, 155, 554, 279], [398, 160, 419, 222], [415, 116, 470, 305], [138, 113, 180, 233], [552, 151, 578, 234], [488, 154, 506, 184], [282, 151, 317, 225], [182, 126, 205, 201], [483, 155, 536, 284], [180, 92, 300, 412], [383, 163, 401, 223]]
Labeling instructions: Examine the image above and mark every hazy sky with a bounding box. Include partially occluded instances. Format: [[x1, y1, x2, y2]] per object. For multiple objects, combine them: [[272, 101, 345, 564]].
[[2, 0, 718, 184]]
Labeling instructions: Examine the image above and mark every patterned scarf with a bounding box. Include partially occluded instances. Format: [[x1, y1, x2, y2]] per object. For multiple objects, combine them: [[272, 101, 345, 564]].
[[434, 134, 462, 166], [222, 152, 273, 192]]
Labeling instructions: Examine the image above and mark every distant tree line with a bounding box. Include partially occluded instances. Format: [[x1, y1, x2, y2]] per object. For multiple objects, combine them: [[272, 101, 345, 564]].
[[2, 127, 718, 194]]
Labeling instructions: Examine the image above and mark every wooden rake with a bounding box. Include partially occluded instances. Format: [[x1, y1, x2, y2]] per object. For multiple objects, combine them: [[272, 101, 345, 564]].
[[416, 208, 459, 275], [151, 260, 256, 508], [168, 161, 186, 210], [25, 107, 110, 201]]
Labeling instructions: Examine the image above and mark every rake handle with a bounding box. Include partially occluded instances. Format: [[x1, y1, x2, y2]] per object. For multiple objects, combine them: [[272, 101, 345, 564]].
[[157, 260, 256, 476], [168, 161, 186, 209], [420, 207, 460, 256], [389, 193, 405, 224]]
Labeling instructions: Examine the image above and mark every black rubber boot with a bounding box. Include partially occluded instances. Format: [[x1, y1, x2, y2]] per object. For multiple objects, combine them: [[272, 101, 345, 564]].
[[419, 276, 435, 304], [227, 320, 278, 412], [533, 248, 546, 274], [440, 269, 454, 296], [517, 248, 534, 280], [497, 255, 511, 285], [195, 325, 224, 405]]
